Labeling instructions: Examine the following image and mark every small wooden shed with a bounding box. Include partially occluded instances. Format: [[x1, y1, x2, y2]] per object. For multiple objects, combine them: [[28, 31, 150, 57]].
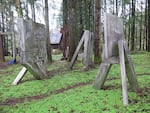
[[50, 32, 62, 49]]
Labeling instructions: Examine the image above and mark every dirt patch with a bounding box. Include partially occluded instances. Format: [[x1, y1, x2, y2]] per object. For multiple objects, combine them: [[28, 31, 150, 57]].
[[53, 82, 92, 94], [129, 87, 150, 105], [102, 85, 120, 90], [0, 81, 92, 106], [136, 87, 150, 98], [47, 68, 68, 77], [1, 75, 149, 106], [0, 62, 9, 69]]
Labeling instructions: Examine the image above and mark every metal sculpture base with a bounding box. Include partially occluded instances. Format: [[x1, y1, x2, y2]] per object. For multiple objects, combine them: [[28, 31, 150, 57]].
[[12, 19, 48, 85], [69, 30, 93, 70], [93, 40, 139, 105]]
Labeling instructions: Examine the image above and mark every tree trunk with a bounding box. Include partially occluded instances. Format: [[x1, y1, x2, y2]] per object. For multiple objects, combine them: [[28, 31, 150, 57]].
[[148, 0, 150, 52], [11, 12, 16, 59], [32, 3, 36, 22], [68, 0, 78, 61], [116, 0, 118, 16], [1, 11, 5, 55], [94, 0, 101, 64], [45, 0, 52, 62], [104, 0, 107, 11], [145, 0, 148, 50], [131, 0, 136, 51], [25, 2, 29, 19], [135, 20, 138, 50], [128, 2, 132, 49], [142, 26, 145, 50], [113, 0, 115, 14], [139, 12, 143, 50], [63, 0, 68, 26], [16, 0, 23, 18], [0, 11, 5, 62], [0, 35, 5, 62]]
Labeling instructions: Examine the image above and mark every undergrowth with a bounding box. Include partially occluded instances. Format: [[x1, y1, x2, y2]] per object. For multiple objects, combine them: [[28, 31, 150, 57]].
[[0, 52, 150, 113]]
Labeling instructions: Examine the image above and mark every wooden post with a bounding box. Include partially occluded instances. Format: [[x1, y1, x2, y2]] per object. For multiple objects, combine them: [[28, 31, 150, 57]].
[[12, 67, 27, 85], [118, 40, 128, 105]]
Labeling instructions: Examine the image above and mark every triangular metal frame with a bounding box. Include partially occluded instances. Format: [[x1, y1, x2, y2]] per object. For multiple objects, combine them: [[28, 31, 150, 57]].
[[69, 30, 93, 70], [93, 40, 139, 105]]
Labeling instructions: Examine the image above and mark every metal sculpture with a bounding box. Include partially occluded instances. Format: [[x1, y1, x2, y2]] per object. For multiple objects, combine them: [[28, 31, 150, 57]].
[[12, 19, 47, 85], [93, 13, 139, 105]]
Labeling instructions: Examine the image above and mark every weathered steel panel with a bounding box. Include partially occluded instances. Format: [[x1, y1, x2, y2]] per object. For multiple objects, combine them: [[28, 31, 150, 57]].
[[104, 13, 124, 59], [93, 13, 139, 105], [18, 19, 47, 79]]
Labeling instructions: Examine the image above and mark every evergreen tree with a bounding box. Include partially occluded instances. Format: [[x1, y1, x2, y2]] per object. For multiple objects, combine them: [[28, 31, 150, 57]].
[[148, 0, 150, 51], [45, 0, 52, 63]]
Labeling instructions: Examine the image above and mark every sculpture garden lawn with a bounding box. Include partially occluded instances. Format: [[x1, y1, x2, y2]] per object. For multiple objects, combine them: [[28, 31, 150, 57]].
[[0, 52, 150, 113]]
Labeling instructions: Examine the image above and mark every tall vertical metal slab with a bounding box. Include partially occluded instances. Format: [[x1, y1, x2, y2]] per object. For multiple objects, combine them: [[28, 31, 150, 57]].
[[103, 13, 124, 60], [18, 19, 47, 79], [83, 31, 93, 68], [93, 13, 139, 105]]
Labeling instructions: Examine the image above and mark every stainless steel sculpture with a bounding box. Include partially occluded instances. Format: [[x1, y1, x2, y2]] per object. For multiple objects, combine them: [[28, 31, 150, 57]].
[[93, 13, 139, 105]]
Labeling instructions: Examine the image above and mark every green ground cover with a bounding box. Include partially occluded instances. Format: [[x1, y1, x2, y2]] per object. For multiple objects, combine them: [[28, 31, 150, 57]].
[[0, 52, 150, 113]]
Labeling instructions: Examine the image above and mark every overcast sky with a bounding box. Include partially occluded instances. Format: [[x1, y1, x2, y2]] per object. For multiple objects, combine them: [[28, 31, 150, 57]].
[[36, 0, 62, 31]]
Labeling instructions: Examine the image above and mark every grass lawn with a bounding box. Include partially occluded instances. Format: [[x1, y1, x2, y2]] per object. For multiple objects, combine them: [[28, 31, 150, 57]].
[[0, 52, 150, 113]]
